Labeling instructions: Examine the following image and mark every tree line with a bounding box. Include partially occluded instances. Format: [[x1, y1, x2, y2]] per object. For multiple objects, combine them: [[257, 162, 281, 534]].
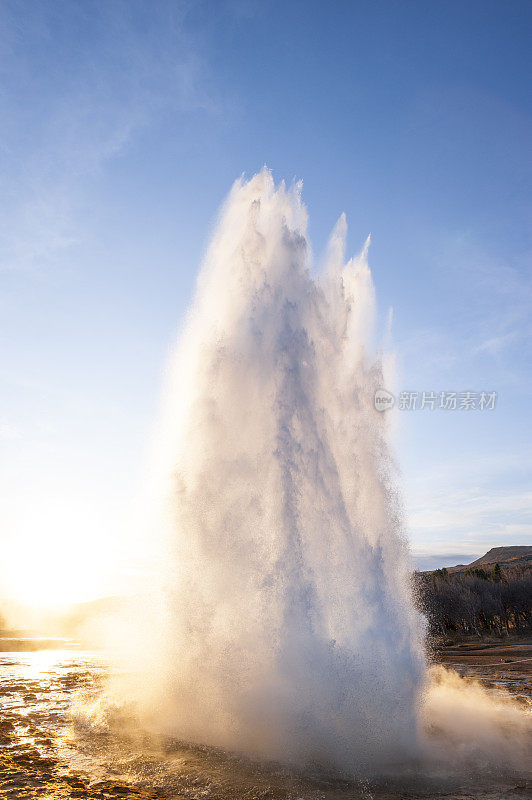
[[415, 563, 532, 638]]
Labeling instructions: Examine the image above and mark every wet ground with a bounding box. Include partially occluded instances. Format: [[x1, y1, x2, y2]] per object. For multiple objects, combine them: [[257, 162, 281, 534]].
[[0, 645, 530, 799], [435, 637, 532, 704]]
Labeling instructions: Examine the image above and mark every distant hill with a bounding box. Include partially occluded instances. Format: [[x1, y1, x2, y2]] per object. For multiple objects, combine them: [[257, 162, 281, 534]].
[[415, 546, 532, 576], [0, 595, 129, 646], [468, 546, 532, 567], [446, 546, 532, 574]]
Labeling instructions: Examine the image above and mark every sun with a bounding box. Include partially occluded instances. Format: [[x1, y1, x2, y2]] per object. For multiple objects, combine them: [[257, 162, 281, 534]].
[[2, 494, 118, 611]]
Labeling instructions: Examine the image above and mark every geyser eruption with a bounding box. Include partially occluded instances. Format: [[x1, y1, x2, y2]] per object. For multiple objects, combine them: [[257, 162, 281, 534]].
[[149, 170, 426, 773]]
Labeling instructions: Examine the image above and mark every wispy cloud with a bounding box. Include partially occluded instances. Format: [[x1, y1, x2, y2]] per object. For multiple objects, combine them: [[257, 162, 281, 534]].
[[472, 332, 519, 358], [406, 453, 532, 554], [0, 422, 21, 441], [409, 487, 532, 532], [0, 0, 222, 272], [396, 231, 532, 391]]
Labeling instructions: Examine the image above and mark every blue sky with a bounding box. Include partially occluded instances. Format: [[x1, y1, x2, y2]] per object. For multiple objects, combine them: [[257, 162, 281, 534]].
[[1, 0, 531, 601]]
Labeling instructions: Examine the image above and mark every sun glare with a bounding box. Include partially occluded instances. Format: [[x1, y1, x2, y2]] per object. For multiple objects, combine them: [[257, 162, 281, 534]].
[[2, 494, 118, 610]]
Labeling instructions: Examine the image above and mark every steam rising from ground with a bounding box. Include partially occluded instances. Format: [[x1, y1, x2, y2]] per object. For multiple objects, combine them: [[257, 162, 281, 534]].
[[423, 666, 531, 772], [121, 171, 530, 777]]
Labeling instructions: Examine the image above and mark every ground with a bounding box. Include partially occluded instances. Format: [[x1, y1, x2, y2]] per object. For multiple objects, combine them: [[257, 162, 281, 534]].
[[0, 641, 530, 800]]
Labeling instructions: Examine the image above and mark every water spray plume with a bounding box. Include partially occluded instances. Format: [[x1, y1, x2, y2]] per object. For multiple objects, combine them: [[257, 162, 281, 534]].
[[125, 171, 530, 779], [140, 169, 426, 773]]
